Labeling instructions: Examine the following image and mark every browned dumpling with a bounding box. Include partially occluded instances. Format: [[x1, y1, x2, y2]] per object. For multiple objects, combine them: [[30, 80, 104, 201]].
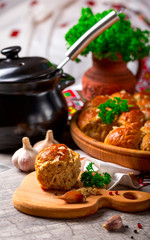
[[78, 107, 114, 142], [141, 109, 150, 121], [78, 90, 150, 150], [83, 95, 109, 110], [118, 109, 145, 129], [35, 144, 80, 190], [141, 120, 150, 134], [104, 125, 141, 149], [110, 90, 139, 110], [133, 90, 150, 102], [140, 133, 150, 151], [78, 107, 99, 131], [136, 98, 150, 120], [110, 90, 132, 100]]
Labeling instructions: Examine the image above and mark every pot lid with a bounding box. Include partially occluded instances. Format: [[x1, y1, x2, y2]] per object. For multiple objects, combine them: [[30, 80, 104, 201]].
[[0, 46, 62, 83]]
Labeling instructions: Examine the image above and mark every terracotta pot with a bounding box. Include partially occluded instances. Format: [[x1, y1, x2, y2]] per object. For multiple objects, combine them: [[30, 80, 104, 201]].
[[82, 54, 143, 101]]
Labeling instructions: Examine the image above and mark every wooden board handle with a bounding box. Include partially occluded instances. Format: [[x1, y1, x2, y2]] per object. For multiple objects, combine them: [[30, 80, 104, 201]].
[[12, 172, 150, 218], [97, 189, 150, 212]]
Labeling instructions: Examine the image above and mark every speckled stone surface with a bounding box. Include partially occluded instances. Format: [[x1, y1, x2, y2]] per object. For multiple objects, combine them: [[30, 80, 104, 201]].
[[0, 153, 150, 240]]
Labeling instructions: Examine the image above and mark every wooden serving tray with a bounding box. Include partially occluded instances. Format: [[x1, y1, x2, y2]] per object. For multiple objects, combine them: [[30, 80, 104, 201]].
[[70, 111, 150, 172], [12, 172, 150, 219]]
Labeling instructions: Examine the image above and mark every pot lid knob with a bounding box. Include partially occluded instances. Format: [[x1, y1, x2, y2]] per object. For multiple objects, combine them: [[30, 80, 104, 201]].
[[1, 46, 21, 59]]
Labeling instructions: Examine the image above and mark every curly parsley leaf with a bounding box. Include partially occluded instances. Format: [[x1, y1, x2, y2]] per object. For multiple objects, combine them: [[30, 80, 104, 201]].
[[65, 7, 150, 62], [97, 97, 132, 124], [86, 162, 94, 172], [81, 162, 111, 188]]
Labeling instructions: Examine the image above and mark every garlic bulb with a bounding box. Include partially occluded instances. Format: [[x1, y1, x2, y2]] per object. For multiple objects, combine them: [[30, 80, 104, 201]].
[[33, 130, 59, 152], [12, 137, 38, 172]]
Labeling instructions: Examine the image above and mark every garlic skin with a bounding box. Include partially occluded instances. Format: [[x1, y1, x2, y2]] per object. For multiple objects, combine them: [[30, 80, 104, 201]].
[[102, 214, 123, 231], [12, 137, 38, 172], [33, 130, 59, 152]]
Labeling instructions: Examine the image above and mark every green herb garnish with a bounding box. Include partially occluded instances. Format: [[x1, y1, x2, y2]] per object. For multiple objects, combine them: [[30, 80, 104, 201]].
[[97, 97, 132, 124], [65, 7, 150, 62], [81, 162, 111, 188]]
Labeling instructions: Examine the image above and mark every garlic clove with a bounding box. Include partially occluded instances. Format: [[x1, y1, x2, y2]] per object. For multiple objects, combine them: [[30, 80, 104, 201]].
[[12, 148, 22, 169], [102, 214, 123, 231], [33, 130, 59, 152], [58, 190, 86, 204], [12, 137, 38, 172], [18, 149, 36, 172]]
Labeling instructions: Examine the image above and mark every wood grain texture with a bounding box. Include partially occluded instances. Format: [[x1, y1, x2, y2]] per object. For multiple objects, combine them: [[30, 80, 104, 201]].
[[70, 111, 150, 171], [12, 172, 150, 219], [0, 154, 150, 240]]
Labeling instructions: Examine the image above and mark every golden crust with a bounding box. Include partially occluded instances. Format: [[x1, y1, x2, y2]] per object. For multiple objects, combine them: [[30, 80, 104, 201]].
[[35, 144, 81, 190], [78, 90, 150, 151], [78, 107, 114, 141], [141, 120, 150, 134], [136, 98, 150, 120], [118, 109, 145, 129], [83, 122, 113, 142], [133, 90, 150, 102], [110, 90, 134, 101], [78, 107, 100, 131], [104, 126, 142, 149], [83, 95, 109, 110], [110, 90, 139, 110], [140, 133, 150, 151], [136, 98, 150, 109], [141, 109, 150, 121]]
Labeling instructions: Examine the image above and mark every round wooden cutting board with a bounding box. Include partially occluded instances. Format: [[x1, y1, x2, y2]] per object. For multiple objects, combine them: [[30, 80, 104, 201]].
[[12, 172, 150, 219]]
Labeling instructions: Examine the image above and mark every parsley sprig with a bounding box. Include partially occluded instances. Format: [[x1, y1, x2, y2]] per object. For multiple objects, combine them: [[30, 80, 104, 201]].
[[97, 97, 132, 124], [81, 162, 111, 188], [65, 8, 150, 62]]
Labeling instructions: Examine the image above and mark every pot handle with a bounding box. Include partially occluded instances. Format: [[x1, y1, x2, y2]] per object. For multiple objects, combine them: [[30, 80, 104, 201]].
[[57, 73, 75, 91], [135, 59, 143, 82]]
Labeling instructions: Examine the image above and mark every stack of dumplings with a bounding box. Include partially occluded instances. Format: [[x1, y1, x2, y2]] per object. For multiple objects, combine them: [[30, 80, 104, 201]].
[[78, 90, 150, 151]]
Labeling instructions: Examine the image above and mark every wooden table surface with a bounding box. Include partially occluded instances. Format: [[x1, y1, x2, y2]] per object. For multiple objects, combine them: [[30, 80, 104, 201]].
[[0, 148, 150, 240]]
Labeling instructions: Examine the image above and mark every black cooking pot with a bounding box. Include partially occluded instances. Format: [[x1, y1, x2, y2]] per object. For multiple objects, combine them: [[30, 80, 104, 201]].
[[0, 46, 75, 151]]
